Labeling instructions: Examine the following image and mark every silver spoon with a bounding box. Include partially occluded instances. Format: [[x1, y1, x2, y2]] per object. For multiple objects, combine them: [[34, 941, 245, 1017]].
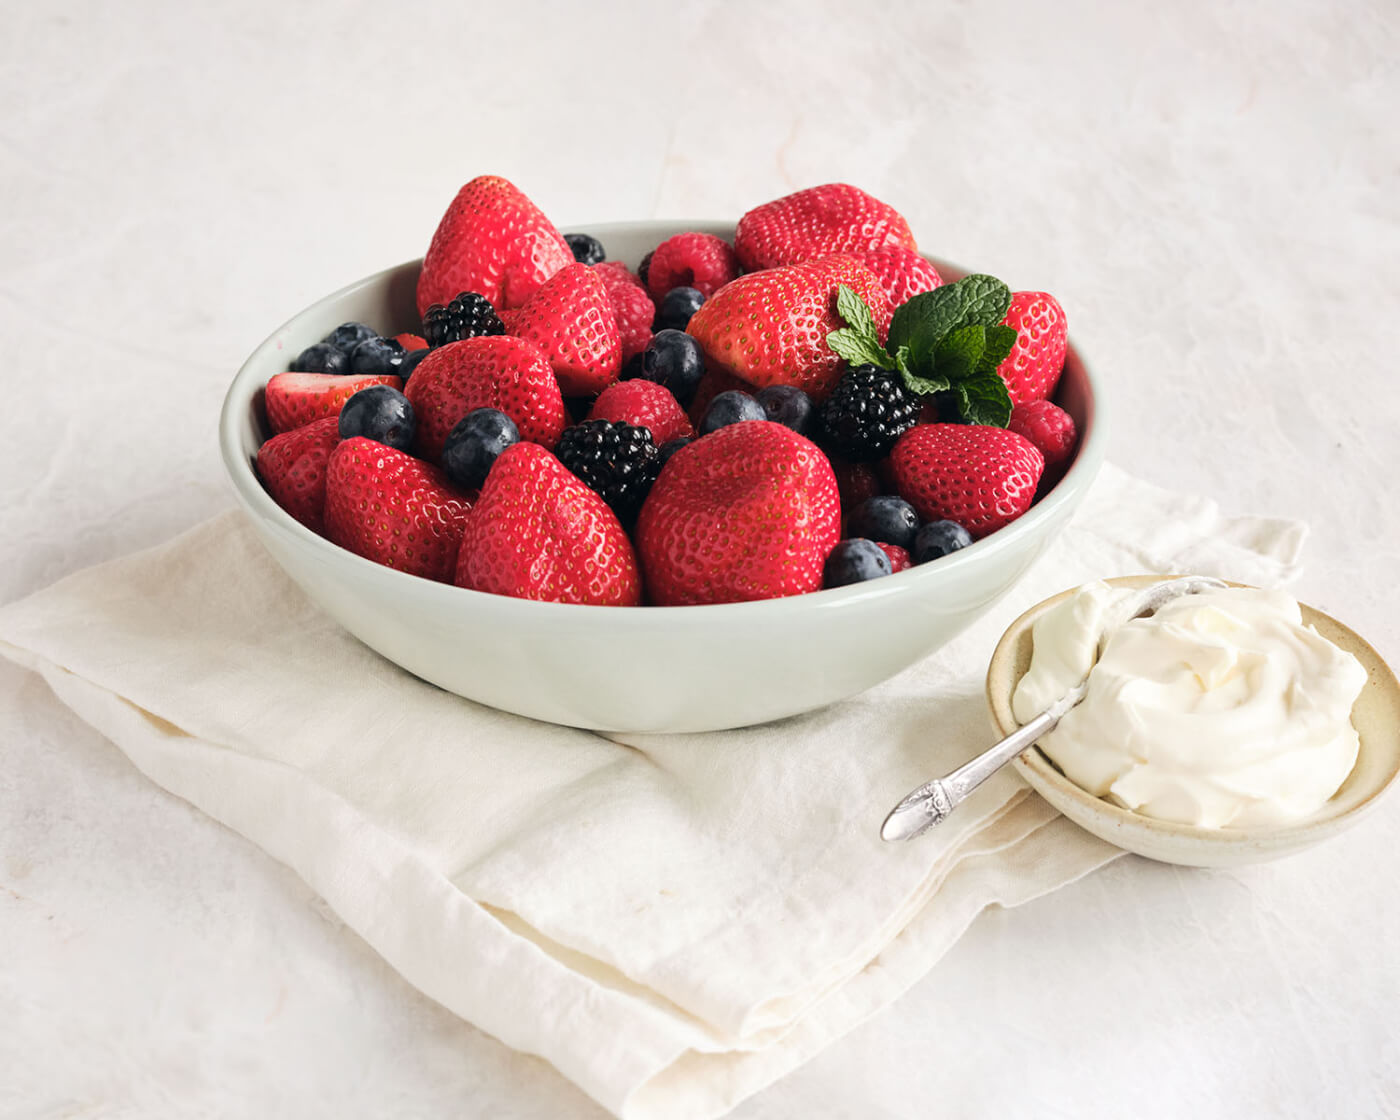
[[880, 575, 1229, 842]]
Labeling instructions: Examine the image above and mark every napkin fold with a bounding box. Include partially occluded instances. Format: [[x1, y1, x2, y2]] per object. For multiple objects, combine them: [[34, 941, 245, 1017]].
[[0, 463, 1306, 1119]]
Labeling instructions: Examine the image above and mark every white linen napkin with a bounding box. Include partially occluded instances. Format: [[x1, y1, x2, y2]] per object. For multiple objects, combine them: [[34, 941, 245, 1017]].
[[0, 463, 1306, 1119]]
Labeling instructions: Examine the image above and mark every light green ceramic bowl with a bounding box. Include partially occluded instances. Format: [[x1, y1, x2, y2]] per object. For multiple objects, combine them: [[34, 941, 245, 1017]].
[[220, 222, 1106, 732]]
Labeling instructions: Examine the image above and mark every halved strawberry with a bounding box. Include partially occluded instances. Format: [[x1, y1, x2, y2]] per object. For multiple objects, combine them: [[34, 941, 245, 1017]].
[[394, 332, 428, 352], [587, 380, 694, 444], [416, 175, 572, 315], [255, 416, 341, 534], [889, 424, 1044, 539], [264, 373, 401, 434], [455, 442, 641, 606], [635, 421, 841, 606], [324, 437, 473, 582], [684, 254, 891, 401], [506, 262, 621, 397], [404, 335, 566, 461], [734, 184, 916, 271]]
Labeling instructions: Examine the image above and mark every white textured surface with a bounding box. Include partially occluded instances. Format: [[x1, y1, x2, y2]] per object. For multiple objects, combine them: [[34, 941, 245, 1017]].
[[1, 1, 1397, 1117]]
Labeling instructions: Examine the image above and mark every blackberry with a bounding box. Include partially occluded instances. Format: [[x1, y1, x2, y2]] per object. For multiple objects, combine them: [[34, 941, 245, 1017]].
[[820, 365, 920, 462], [421, 291, 506, 348], [555, 420, 661, 524], [637, 250, 654, 289], [564, 232, 606, 265]]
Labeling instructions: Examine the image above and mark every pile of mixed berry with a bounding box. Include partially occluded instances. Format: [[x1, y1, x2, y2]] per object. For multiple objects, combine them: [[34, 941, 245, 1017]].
[[255, 176, 1077, 607]]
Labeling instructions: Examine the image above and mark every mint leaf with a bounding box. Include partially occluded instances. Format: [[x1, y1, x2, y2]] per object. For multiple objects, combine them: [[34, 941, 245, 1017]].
[[934, 324, 987, 382], [975, 324, 1018, 376], [835, 284, 878, 339], [958, 373, 1013, 427], [893, 344, 948, 396], [827, 284, 893, 369], [887, 285, 970, 365], [957, 275, 1014, 329], [828, 328, 893, 370]]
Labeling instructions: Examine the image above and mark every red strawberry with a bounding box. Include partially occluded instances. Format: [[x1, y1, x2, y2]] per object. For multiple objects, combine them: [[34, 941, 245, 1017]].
[[455, 442, 641, 606], [635, 422, 841, 606], [395, 332, 428, 352], [255, 416, 341, 534], [264, 372, 401, 434], [858, 247, 942, 308], [1008, 399, 1077, 467], [594, 260, 644, 290], [998, 292, 1068, 404], [734, 184, 916, 272], [507, 262, 621, 397], [889, 424, 1044, 540], [588, 380, 694, 444], [416, 175, 572, 315], [404, 335, 565, 461], [685, 254, 891, 401], [594, 262, 655, 362], [645, 232, 741, 300], [876, 543, 911, 572], [324, 437, 472, 582]]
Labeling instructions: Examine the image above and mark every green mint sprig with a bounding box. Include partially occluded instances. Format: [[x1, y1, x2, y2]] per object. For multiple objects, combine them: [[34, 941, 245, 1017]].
[[826, 275, 1018, 427]]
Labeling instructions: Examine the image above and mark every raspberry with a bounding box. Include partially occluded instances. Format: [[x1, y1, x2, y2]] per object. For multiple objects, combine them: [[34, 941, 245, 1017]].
[[595, 263, 655, 361], [876, 542, 911, 572], [1008, 399, 1077, 467], [645, 232, 740, 300], [594, 260, 643, 290]]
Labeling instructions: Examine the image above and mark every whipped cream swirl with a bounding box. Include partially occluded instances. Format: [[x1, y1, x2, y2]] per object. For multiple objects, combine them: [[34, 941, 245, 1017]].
[[1012, 582, 1367, 828]]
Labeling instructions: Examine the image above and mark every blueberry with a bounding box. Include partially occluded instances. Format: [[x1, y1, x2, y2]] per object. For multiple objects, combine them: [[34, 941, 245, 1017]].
[[349, 336, 405, 376], [657, 437, 692, 465], [823, 539, 892, 588], [654, 286, 705, 332], [564, 233, 606, 265], [640, 329, 705, 405], [442, 408, 519, 490], [755, 385, 813, 435], [847, 496, 920, 550], [398, 348, 430, 383], [912, 520, 974, 563], [699, 390, 766, 435], [638, 251, 654, 289], [338, 386, 416, 452], [290, 342, 349, 375], [323, 321, 378, 354]]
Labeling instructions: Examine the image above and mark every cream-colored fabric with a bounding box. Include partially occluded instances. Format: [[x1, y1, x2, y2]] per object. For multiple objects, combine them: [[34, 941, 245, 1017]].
[[0, 463, 1305, 1119]]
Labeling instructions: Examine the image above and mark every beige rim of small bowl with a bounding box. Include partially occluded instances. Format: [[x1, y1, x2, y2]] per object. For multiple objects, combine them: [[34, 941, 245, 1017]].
[[984, 575, 1400, 867]]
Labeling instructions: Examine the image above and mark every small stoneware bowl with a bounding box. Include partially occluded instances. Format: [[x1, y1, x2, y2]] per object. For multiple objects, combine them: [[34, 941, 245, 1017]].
[[221, 221, 1106, 733], [985, 574, 1400, 866]]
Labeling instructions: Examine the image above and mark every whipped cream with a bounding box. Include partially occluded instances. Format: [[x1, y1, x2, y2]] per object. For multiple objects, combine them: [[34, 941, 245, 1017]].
[[1012, 581, 1367, 828]]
